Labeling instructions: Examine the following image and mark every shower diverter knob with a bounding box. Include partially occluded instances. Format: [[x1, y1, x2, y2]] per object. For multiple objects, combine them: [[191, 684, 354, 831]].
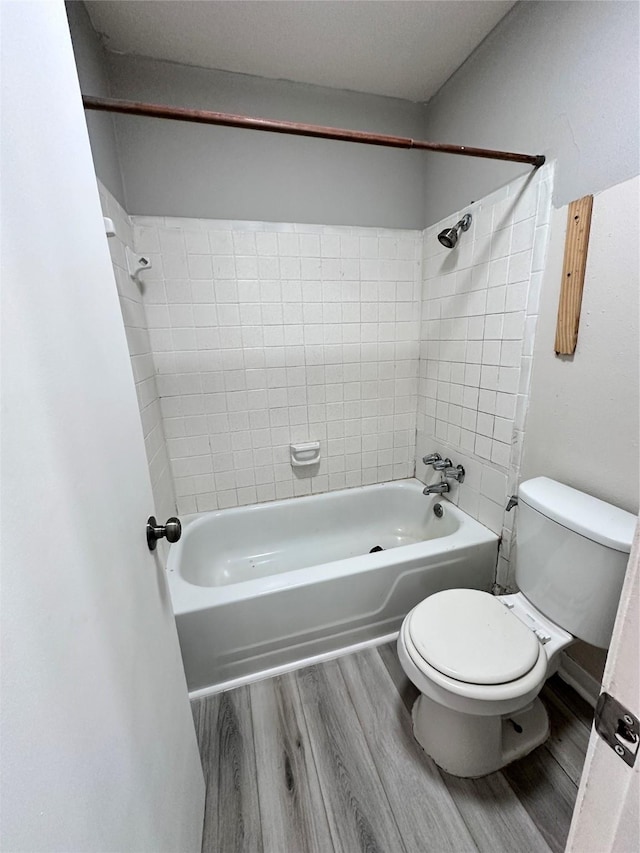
[[146, 516, 182, 551]]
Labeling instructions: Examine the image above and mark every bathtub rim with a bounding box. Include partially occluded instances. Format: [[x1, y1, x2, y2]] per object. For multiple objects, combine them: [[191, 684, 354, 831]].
[[167, 478, 498, 615]]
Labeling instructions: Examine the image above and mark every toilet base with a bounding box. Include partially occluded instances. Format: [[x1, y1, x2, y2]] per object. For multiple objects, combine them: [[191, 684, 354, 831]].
[[411, 692, 550, 778]]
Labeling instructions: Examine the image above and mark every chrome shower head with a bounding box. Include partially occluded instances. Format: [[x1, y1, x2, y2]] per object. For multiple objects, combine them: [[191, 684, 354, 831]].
[[438, 213, 472, 249], [437, 227, 459, 249]]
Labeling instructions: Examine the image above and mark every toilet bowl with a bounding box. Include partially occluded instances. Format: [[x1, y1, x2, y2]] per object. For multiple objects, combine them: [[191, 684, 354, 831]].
[[397, 477, 636, 778], [397, 588, 572, 776]]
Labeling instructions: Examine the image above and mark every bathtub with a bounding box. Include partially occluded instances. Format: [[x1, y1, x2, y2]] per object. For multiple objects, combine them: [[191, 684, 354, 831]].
[[167, 479, 498, 694]]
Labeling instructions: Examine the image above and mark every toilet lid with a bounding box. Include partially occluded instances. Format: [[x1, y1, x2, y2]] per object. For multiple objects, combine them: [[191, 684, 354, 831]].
[[408, 589, 541, 685]]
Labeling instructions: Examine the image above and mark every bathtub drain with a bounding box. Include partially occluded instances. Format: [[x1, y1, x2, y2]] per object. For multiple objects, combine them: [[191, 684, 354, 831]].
[[369, 545, 384, 553]]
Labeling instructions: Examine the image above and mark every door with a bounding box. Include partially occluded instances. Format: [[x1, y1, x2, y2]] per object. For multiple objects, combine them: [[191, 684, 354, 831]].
[[566, 526, 639, 852], [0, 3, 205, 851]]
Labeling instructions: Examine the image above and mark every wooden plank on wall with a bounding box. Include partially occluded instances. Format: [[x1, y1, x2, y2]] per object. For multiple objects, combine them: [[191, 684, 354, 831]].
[[554, 195, 594, 354]]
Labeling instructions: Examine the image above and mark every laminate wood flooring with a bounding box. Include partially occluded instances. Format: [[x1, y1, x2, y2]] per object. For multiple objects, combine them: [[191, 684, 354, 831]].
[[191, 644, 592, 853]]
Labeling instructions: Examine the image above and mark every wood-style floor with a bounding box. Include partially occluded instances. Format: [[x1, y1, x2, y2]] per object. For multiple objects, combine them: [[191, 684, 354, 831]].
[[191, 642, 593, 853]]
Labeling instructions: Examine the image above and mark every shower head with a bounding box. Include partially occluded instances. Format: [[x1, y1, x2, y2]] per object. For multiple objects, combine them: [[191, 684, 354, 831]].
[[438, 213, 472, 249], [437, 227, 459, 250]]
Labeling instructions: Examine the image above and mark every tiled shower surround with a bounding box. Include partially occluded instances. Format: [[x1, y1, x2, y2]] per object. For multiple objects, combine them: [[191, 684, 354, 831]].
[[132, 217, 422, 514], [97, 182, 176, 526], [415, 165, 553, 587], [100, 164, 552, 587]]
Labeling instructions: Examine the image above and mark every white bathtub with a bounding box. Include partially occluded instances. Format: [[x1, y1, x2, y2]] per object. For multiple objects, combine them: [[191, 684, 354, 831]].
[[167, 479, 498, 694]]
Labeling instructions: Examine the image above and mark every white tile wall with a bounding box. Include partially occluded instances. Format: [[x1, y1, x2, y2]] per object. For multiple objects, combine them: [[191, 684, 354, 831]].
[[131, 216, 423, 514], [100, 166, 554, 590], [97, 182, 176, 524], [415, 164, 554, 588]]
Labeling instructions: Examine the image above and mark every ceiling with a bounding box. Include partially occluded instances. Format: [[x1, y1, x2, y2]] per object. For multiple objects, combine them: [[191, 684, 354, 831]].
[[85, 0, 516, 103]]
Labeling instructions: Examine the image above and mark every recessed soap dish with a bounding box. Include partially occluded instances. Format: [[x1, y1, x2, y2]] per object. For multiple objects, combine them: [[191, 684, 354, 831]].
[[290, 441, 321, 467]]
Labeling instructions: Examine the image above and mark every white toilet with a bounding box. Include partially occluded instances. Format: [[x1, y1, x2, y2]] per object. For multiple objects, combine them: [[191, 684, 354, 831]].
[[397, 477, 637, 778]]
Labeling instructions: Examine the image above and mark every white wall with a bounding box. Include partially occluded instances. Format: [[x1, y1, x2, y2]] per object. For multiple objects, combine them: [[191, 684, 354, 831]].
[[415, 166, 553, 588], [422, 1, 640, 225], [522, 175, 639, 682], [522, 175, 639, 514], [101, 53, 428, 228], [69, 2, 639, 233], [65, 0, 125, 206], [65, 6, 430, 228], [132, 215, 421, 512], [97, 181, 176, 526], [0, 3, 204, 849]]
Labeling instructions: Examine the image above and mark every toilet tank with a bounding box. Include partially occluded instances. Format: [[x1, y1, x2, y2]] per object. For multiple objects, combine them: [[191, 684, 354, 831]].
[[516, 478, 636, 648]]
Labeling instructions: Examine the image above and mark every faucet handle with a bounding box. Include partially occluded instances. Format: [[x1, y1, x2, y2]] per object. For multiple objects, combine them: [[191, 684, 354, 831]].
[[422, 452, 442, 465], [433, 457, 452, 470], [443, 464, 465, 483]]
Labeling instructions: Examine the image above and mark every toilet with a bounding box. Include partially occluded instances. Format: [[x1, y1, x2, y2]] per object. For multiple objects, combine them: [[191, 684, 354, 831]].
[[397, 476, 637, 778]]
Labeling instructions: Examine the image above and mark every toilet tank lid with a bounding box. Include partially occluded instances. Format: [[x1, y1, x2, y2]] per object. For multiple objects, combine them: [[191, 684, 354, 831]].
[[518, 477, 637, 553]]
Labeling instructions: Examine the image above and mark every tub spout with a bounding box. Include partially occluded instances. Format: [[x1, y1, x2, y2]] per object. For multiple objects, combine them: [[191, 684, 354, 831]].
[[423, 481, 449, 495]]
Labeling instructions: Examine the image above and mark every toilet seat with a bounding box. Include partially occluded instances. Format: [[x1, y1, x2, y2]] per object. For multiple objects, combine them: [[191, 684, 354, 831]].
[[408, 589, 540, 685], [401, 616, 548, 710]]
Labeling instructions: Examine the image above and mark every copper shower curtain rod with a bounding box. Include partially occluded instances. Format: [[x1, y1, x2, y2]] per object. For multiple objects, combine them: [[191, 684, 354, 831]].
[[82, 95, 545, 167]]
